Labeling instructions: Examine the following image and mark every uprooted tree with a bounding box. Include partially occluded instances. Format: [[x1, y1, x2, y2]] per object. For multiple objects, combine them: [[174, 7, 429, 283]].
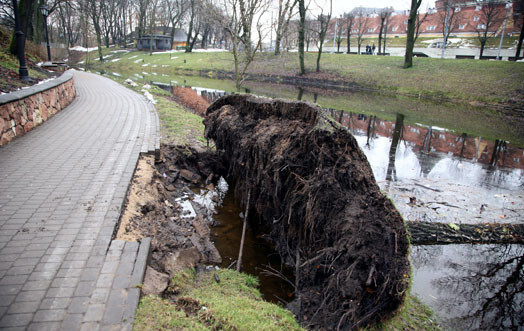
[[204, 95, 410, 329]]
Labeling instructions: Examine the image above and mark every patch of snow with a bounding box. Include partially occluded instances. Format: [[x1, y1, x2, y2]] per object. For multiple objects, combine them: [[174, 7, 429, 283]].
[[78, 60, 85, 64], [134, 74, 144, 79], [111, 50, 129, 53], [141, 72, 149, 76], [152, 64, 158, 67], [142, 90, 157, 104], [134, 59, 142, 63], [111, 58, 121, 62], [112, 72, 121, 77], [142, 84, 152, 89], [193, 48, 227, 52], [150, 50, 179, 55], [129, 55, 138, 59], [142, 63, 150, 67], [171, 57, 179, 60], [36, 78, 55, 85], [124, 78, 138, 87], [102, 54, 113, 59], [152, 72, 158, 76], [69, 46, 98, 52], [36, 62, 44, 67], [161, 65, 170, 67]]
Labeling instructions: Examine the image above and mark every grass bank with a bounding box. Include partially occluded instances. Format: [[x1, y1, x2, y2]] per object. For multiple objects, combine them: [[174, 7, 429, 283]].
[[134, 269, 440, 331], [85, 48, 524, 106]]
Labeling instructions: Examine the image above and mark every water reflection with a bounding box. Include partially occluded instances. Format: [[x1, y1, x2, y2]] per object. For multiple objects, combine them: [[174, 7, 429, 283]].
[[411, 244, 524, 330]]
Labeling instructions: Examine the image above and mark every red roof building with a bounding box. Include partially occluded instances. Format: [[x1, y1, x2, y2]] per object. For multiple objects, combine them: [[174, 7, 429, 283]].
[[327, 2, 521, 40]]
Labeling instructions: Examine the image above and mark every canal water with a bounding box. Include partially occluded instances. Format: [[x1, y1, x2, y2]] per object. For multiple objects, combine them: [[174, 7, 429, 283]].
[[112, 69, 524, 330]]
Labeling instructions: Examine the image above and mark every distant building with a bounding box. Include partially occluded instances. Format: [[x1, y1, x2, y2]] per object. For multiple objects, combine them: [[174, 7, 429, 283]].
[[327, 2, 522, 41], [137, 35, 172, 51], [135, 29, 188, 50], [172, 29, 187, 48]]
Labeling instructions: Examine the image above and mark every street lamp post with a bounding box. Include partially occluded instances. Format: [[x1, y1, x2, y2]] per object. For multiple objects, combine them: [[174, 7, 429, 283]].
[[11, 0, 29, 80], [39, 4, 52, 61], [496, 2, 511, 61]]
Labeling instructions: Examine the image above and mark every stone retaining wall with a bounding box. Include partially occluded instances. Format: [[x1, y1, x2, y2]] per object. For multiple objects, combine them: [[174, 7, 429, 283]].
[[0, 71, 75, 146]]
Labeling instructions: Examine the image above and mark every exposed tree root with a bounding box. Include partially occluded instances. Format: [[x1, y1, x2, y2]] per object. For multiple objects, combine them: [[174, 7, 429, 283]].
[[204, 95, 410, 329]]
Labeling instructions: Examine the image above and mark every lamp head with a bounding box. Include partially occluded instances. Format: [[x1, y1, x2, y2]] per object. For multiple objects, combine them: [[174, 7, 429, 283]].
[[39, 4, 49, 17]]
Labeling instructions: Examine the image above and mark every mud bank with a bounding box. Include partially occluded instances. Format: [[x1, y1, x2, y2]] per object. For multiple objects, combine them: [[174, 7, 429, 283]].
[[204, 95, 410, 329], [116, 146, 226, 289]]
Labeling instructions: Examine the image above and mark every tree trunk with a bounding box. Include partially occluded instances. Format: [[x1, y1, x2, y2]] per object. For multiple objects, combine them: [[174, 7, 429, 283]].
[[404, 0, 421, 68], [185, 0, 194, 53], [275, 33, 282, 55], [298, 0, 306, 75], [346, 31, 350, 53], [316, 43, 322, 72], [516, 17, 524, 58], [480, 41, 486, 58], [378, 27, 383, 55], [408, 221, 524, 245]]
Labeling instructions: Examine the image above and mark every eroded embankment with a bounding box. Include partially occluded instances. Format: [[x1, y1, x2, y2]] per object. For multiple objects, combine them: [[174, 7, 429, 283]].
[[204, 95, 410, 329]]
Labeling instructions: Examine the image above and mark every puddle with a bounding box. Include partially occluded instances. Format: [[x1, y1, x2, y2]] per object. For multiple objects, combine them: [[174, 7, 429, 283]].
[[210, 185, 295, 304]]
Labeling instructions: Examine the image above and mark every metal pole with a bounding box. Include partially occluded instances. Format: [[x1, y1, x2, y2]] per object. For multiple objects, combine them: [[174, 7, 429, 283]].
[[497, 3, 511, 61], [44, 15, 51, 61], [11, 0, 29, 80]]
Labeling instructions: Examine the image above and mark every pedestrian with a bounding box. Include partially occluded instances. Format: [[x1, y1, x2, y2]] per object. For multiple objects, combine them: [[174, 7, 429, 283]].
[[372, 44, 376, 55], [365, 45, 370, 54]]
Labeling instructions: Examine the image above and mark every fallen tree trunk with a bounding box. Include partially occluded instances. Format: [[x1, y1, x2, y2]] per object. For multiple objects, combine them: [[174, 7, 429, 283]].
[[204, 95, 410, 330], [408, 221, 524, 245]]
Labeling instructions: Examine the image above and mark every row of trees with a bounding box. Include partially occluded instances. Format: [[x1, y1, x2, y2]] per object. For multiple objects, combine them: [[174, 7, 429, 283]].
[[4, 0, 524, 84]]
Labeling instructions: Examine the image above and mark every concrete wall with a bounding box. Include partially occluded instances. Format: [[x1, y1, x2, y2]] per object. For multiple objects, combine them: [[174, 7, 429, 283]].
[[0, 71, 75, 146]]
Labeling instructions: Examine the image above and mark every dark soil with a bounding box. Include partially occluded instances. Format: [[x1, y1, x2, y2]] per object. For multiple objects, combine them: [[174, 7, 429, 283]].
[[204, 95, 410, 329], [118, 145, 226, 273]]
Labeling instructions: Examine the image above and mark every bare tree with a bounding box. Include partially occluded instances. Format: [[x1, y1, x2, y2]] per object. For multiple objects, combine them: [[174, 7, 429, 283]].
[[274, 0, 298, 55], [164, 0, 188, 44], [344, 12, 354, 53], [438, 0, 463, 58], [414, 9, 429, 43], [314, 0, 331, 72], [353, 7, 369, 55], [334, 15, 343, 52], [86, 0, 104, 61], [304, 17, 317, 51], [404, 0, 423, 68], [185, 0, 198, 52], [212, 0, 269, 90], [475, 1, 505, 58], [298, 0, 306, 74], [377, 7, 392, 55], [136, 0, 150, 38]]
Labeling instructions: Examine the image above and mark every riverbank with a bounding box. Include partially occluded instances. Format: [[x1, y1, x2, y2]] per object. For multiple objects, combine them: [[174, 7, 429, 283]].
[[84, 49, 524, 108]]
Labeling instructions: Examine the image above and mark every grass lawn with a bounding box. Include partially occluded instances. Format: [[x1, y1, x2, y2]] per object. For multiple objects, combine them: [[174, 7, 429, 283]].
[[84, 48, 524, 106]]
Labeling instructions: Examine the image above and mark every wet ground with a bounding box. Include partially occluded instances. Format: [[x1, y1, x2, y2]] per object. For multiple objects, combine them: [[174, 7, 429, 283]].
[[109, 69, 523, 330]]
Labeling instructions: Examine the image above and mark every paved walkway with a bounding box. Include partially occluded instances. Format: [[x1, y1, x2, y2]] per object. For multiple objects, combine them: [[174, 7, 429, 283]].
[[0, 70, 159, 330]]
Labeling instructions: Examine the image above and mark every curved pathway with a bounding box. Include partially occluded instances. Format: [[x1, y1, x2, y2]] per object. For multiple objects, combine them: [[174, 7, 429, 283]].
[[0, 70, 159, 330]]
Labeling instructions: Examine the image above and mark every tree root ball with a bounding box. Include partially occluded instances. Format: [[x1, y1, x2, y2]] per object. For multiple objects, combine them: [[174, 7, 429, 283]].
[[204, 95, 410, 330]]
